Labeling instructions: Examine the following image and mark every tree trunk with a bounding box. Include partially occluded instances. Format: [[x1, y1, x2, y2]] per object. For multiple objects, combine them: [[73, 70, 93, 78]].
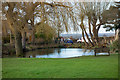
[[82, 30, 89, 46], [10, 30, 13, 44], [31, 11, 35, 44], [32, 30, 35, 44], [80, 23, 89, 46], [57, 30, 60, 44], [81, 21, 94, 46], [93, 24, 99, 44], [115, 28, 120, 41], [96, 24, 101, 45], [82, 26, 94, 47], [22, 31, 26, 50], [58, 29, 60, 38], [14, 30, 23, 57], [88, 18, 96, 45], [80, 15, 93, 46]]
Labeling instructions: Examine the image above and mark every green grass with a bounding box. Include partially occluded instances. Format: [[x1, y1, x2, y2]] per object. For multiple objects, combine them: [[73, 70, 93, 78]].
[[2, 54, 118, 78]]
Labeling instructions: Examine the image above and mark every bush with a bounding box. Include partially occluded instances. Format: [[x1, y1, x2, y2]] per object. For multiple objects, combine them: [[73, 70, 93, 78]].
[[110, 40, 120, 53], [2, 36, 10, 43]]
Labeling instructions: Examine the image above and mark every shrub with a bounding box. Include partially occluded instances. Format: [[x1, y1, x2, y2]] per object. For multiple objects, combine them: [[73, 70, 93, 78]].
[[110, 40, 120, 53], [2, 36, 10, 43]]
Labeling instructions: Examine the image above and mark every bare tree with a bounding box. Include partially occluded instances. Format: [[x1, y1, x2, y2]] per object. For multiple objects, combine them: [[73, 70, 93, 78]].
[[74, 1, 112, 46], [2, 2, 72, 56]]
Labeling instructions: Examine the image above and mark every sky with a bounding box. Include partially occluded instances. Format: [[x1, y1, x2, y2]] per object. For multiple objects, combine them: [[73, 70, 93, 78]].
[[62, 26, 115, 34]]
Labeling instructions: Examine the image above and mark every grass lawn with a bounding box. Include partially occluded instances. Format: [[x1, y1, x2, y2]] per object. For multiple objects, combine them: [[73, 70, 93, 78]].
[[2, 54, 118, 78]]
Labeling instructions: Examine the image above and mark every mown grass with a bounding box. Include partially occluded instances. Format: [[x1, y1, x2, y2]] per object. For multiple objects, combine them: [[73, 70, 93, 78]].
[[2, 54, 118, 78]]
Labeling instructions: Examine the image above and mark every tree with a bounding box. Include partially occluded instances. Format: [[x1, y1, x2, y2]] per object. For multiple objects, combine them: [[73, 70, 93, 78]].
[[2, 2, 43, 56], [2, 2, 24, 56], [73, 2, 95, 46], [102, 2, 120, 41], [102, 1, 120, 52], [73, 2, 112, 46], [2, 2, 72, 56], [84, 2, 111, 45], [35, 22, 56, 42]]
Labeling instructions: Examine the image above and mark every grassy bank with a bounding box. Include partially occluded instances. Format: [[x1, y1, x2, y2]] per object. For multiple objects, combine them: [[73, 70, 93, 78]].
[[2, 54, 118, 78]]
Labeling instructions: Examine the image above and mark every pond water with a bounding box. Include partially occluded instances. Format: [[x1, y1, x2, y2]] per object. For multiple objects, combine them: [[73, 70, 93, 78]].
[[25, 48, 109, 58]]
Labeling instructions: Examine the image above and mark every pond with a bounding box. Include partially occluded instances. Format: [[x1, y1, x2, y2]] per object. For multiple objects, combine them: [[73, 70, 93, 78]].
[[25, 48, 109, 58]]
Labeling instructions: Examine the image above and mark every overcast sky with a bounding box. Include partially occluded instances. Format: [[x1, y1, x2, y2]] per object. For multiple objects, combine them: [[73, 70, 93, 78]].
[[62, 26, 115, 34]]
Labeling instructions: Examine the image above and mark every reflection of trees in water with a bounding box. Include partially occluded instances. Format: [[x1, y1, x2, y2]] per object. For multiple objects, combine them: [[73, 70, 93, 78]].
[[82, 49, 87, 54], [32, 54, 36, 58], [25, 48, 95, 58], [87, 49, 92, 53], [25, 48, 55, 57], [82, 49, 93, 55], [57, 48, 61, 55]]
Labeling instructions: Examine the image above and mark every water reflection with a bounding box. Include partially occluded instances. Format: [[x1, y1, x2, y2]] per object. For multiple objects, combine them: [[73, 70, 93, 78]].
[[82, 49, 94, 56], [25, 48, 109, 58], [26, 48, 55, 58]]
